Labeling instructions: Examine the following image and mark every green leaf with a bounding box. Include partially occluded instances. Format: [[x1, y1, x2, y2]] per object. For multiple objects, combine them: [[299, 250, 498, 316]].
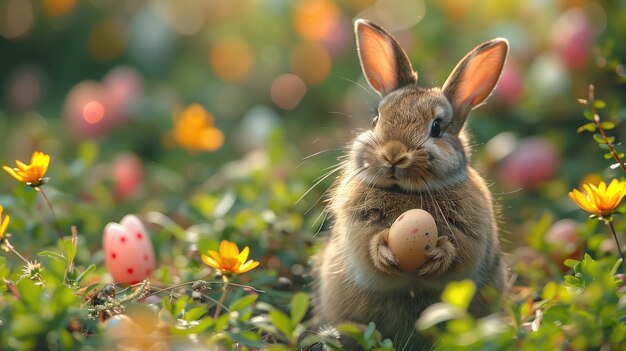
[[172, 317, 213, 335], [75, 264, 96, 284], [600, 121, 615, 130], [564, 259, 580, 269], [593, 133, 606, 144], [541, 281, 558, 300], [269, 308, 293, 337], [441, 279, 476, 311], [37, 250, 66, 263], [230, 294, 258, 312], [290, 292, 309, 326], [598, 143, 610, 150], [594, 99, 606, 109], [577, 123, 596, 133], [62, 238, 77, 265], [610, 258, 623, 275], [605, 152, 614, 159], [583, 110, 594, 121], [564, 275, 581, 287], [185, 305, 208, 321]]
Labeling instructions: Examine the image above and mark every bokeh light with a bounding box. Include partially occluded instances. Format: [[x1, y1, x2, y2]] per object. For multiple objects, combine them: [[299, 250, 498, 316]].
[[6, 66, 44, 110], [210, 38, 255, 83], [170, 104, 224, 152], [83, 101, 105, 125], [0, 0, 35, 40], [289, 42, 331, 84], [42, 0, 77, 17], [293, 0, 340, 41], [374, 0, 426, 30], [270, 74, 307, 110], [88, 19, 128, 61]]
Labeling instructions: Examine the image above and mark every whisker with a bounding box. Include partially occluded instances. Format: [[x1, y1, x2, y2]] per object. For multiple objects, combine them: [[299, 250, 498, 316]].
[[297, 164, 345, 204], [312, 210, 330, 238], [296, 148, 343, 168], [337, 76, 379, 104], [328, 111, 353, 118]]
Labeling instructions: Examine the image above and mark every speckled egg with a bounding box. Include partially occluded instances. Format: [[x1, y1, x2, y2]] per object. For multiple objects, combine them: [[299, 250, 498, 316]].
[[387, 209, 438, 271]]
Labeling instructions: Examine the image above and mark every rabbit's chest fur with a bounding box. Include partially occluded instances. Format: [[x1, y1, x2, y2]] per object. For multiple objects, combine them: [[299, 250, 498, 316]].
[[314, 167, 505, 347]]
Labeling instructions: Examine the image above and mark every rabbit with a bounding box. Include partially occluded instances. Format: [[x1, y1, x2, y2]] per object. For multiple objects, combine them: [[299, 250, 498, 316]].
[[312, 19, 509, 351]]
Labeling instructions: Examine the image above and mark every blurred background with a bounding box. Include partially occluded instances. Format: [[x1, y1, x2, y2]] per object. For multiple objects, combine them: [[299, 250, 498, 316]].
[[0, 0, 625, 272]]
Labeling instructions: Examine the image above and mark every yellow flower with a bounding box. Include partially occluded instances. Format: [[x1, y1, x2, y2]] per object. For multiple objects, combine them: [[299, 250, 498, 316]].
[[171, 104, 224, 152], [569, 179, 626, 218], [202, 240, 259, 275], [0, 205, 9, 242], [3, 151, 50, 187]]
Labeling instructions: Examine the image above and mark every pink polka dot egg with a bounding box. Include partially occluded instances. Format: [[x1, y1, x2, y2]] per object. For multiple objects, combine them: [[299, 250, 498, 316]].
[[387, 209, 438, 271], [103, 214, 155, 284]]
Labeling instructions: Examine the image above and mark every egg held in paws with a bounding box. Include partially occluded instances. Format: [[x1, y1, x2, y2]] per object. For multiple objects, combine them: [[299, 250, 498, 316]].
[[387, 209, 438, 271]]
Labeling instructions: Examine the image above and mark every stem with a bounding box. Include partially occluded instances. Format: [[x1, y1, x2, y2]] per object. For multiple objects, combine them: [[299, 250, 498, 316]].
[[588, 85, 626, 173], [7, 241, 30, 266], [607, 220, 626, 272], [213, 275, 230, 319], [37, 188, 64, 240]]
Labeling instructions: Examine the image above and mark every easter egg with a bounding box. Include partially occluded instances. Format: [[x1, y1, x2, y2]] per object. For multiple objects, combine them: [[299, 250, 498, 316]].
[[387, 209, 438, 271], [103, 214, 155, 284], [103, 314, 143, 339]]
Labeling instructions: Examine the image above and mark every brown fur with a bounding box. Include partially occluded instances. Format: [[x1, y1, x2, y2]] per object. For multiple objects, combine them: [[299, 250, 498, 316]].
[[313, 20, 508, 351]]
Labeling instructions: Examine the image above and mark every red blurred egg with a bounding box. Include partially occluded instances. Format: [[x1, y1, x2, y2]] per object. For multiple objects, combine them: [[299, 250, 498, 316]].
[[112, 152, 144, 201], [544, 219, 583, 272], [499, 137, 560, 190], [103, 214, 155, 283]]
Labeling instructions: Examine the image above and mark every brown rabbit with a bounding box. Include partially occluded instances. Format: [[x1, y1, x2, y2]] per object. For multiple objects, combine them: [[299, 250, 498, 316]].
[[313, 19, 509, 350]]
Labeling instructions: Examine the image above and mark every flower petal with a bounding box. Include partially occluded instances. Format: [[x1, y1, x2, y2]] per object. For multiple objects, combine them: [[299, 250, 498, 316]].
[[201, 255, 221, 270], [3, 166, 25, 182], [221, 257, 241, 272], [0, 215, 9, 240], [569, 189, 599, 215], [220, 240, 239, 258], [237, 246, 250, 264], [15, 160, 29, 171], [237, 260, 259, 274], [37, 153, 50, 176], [208, 250, 224, 267]]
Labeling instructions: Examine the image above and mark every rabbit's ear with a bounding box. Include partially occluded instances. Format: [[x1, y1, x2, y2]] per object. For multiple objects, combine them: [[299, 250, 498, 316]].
[[355, 19, 417, 96], [443, 39, 508, 130]]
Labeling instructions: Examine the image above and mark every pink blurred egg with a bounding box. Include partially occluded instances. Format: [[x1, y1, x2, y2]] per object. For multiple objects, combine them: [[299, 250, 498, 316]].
[[63, 81, 112, 138], [103, 66, 144, 121], [103, 214, 155, 284], [499, 137, 560, 190], [552, 8, 595, 70], [495, 60, 523, 105], [112, 152, 144, 201], [544, 218, 583, 272]]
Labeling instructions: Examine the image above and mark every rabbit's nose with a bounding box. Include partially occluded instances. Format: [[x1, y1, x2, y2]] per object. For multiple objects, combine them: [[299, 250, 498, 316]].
[[381, 154, 408, 168], [380, 140, 410, 174]]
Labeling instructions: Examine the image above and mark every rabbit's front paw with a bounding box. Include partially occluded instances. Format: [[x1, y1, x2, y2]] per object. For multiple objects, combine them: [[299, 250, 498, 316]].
[[417, 236, 456, 276], [369, 229, 400, 274]]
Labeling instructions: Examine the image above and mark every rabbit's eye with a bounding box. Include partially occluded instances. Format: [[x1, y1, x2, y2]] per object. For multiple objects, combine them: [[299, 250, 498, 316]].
[[371, 116, 379, 128], [430, 118, 443, 137]]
